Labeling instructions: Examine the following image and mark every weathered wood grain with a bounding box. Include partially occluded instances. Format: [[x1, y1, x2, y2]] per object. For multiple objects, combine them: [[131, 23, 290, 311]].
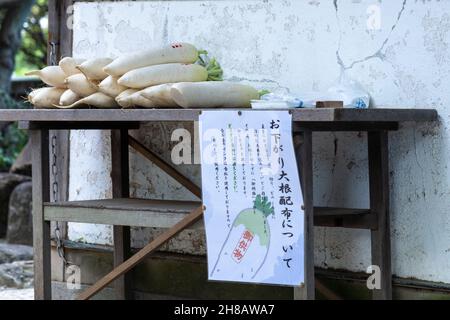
[[293, 121, 399, 132], [44, 198, 371, 231], [293, 131, 315, 300], [44, 198, 203, 228], [0, 108, 438, 123], [31, 130, 52, 300], [48, 0, 73, 274], [314, 212, 377, 230], [76, 205, 204, 300], [368, 131, 392, 300], [111, 129, 132, 299]]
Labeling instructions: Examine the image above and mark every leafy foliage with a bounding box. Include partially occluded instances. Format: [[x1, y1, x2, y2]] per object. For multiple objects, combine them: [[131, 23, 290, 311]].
[[15, 0, 48, 76], [0, 0, 44, 170], [197, 53, 224, 81], [0, 89, 28, 109], [0, 123, 28, 171]]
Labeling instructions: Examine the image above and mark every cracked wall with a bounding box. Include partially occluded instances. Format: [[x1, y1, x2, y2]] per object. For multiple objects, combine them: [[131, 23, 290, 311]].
[[69, 0, 450, 284]]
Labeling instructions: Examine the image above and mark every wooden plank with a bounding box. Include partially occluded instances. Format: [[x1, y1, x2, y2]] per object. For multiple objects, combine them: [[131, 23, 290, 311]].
[[293, 121, 399, 132], [49, 129, 70, 283], [48, 0, 73, 271], [129, 135, 201, 199], [45, 200, 374, 230], [25, 121, 140, 130], [47, 0, 73, 62], [44, 198, 202, 210], [368, 131, 392, 300], [111, 130, 130, 199], [59, 0, 74, 58], [293, 130, 315, 300], [316, 101, 343, 108], [314, 213, 377, 230], [50, 130, 70, 214], [314, 207, 377, 229], [44, 203, 203, 229], [314, 207, 371, 216], [44, 199, 202, 228], [47, 0, 59, 65], [0, 108, 438, 123], [47, 0, 58, 247], [111, 129, 132, 300], [0, 109, 202, 122], [31, 130, 52, 300], [76, 205, 204, 300], [47, 0, 61, 269], [332, 108, 438, 122]]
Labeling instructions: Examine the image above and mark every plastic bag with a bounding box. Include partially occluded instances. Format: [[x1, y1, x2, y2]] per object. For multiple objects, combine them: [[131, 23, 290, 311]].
[[251, 91, 304, 109], [326, 72, 370, 108], [260, 93, 303, 107], [251, 72, 370, 109]]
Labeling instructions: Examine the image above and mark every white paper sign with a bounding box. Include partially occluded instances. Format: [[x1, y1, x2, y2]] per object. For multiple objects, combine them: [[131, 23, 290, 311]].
[[199, 110, 304, 286]]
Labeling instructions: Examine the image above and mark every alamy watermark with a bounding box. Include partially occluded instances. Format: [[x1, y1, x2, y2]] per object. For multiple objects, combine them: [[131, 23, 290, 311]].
[[366, 265, 381, 290], [66, 265, 81, 290], [170, 122, 283, 176]]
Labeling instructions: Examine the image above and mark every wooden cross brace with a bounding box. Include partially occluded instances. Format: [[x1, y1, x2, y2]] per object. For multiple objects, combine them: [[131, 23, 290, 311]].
[[77, 205, 204, 300]]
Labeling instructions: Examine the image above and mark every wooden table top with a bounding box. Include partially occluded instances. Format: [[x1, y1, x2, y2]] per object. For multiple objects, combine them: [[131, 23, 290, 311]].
[[0, 108, 438, 123]]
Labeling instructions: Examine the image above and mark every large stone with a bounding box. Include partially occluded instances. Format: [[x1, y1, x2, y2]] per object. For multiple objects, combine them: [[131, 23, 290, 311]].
[[0, 243, 33, 264], [6, 182, 32, 245], [0, 173, 30, 237], [0, 260, 34, 289], [10, 142, 31, 176]]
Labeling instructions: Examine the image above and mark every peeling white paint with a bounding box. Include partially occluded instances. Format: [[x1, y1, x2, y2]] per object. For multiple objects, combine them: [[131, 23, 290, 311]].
[[69, 1, 450, 284], [68, 130, 113, 246]]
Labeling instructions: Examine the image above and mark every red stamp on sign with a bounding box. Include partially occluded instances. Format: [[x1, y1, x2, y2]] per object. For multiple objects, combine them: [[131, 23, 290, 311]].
[[231, 230, 254, 263]]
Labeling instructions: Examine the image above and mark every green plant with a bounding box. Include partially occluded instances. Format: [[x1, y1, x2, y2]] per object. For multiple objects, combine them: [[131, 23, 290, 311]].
[[0, 88, 28, 109], [15, 0, 48, 77], [0, 123, 28, 171]]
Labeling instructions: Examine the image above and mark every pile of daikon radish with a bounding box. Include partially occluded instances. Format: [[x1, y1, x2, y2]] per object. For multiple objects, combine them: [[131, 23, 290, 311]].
[[26, 42, 260, 109]]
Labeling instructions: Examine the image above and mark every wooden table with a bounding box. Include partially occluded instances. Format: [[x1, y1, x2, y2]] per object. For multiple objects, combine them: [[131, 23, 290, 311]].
[[0, 108, 437, 300]]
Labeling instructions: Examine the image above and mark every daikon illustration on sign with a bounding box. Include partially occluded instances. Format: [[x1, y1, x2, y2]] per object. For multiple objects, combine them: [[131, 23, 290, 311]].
[[199, 110, 304, 286]]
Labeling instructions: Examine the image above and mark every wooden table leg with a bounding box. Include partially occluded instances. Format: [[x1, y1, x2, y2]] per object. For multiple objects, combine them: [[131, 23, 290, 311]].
[[111, 129, 132, 300], [368, 131, 392, 300], [293, 130, 315, 300], [31, 129, 52, 300]]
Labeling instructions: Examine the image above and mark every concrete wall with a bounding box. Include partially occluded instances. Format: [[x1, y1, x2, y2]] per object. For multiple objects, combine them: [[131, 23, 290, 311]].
[[68, 0, 449, 284]]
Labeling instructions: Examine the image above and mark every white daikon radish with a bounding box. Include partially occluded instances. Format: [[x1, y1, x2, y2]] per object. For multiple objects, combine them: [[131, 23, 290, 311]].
[[118, 63, 208, 89], [170, 82, 259, 108], [116, 90, 155, 108], [27, 87, 47, 103], [104, 43, 203, 77], [116, 88, 138, 101], [65, 74, 98, 97], [59, 57, 85, 76], [28, 87, 66, 109], [55, 92, 118, 109], [96, 76, 127, 98], [76, 57, 113, 80], [140, 83, 178, 107], [25, 66, 67, 88], [59, 89, 80, 106]]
